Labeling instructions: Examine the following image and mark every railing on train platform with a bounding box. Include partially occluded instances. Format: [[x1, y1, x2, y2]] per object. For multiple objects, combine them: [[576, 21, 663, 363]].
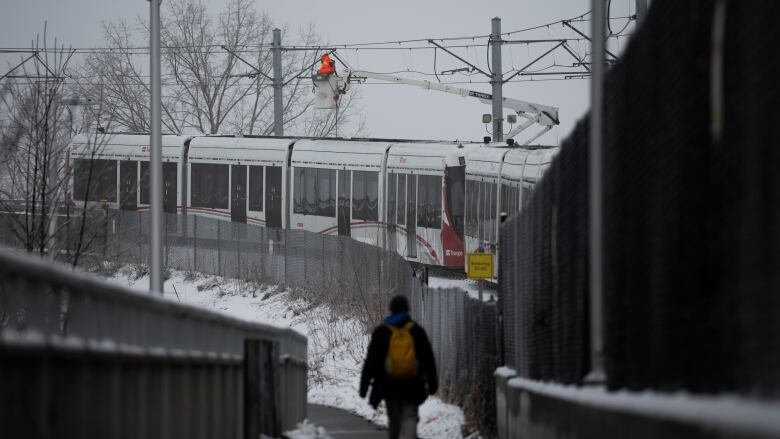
[[0, 248, 307, 438]]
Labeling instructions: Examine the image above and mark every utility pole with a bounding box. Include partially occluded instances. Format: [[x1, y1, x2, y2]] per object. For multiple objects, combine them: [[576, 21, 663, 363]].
[[272, 28, 284, 136], [149, 0, 164, 295], [489, 17, 504, 142], [586, 0, 607, 383]]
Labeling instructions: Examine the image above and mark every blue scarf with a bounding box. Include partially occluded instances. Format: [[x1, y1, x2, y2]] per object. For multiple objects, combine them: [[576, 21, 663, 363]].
[[384, 312, 410, 326]]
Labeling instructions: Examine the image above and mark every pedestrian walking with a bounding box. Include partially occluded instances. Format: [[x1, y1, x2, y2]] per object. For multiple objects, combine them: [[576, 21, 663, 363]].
[[360, 295, 438, 439]]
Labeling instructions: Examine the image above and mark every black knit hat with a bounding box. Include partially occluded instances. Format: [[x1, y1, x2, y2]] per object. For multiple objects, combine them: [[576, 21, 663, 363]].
[[389, 295, 410, 314]]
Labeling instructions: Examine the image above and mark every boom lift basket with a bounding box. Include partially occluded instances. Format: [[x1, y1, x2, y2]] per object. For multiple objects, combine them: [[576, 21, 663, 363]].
[[312, 73, 341, 110]]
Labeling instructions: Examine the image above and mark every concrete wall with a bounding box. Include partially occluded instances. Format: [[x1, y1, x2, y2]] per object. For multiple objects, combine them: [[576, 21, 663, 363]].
[[495, 369, 780, 439]]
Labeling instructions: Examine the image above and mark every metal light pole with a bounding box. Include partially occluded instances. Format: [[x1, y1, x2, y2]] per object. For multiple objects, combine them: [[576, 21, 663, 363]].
[[489, 17, 503, 142], [149, 0, 164, 294], [272, 28, 283, 136], [586, 0, 607, 383]]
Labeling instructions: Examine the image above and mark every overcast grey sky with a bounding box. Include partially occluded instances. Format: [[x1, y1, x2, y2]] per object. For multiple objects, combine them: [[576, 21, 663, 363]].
[[0, 0, 636, 143]]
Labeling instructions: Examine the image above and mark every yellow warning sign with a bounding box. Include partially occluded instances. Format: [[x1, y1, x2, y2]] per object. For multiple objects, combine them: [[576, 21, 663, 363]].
[[467, 252, 494, 279]]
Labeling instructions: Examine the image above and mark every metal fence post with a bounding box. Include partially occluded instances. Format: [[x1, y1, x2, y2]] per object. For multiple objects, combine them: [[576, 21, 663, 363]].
[[283, 229, 288, 285], [217, 220, 222, 277], [236, 232, 241, 279], [102, 206, 108, 259], [193, 214, 198, 272]]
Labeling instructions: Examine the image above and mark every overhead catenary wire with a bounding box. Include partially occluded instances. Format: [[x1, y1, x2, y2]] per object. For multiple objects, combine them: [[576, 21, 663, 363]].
[[0, 10, 634, 56]]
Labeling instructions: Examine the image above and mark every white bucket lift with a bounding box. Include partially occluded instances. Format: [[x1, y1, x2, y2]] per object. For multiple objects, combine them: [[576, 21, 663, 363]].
[[312, 73, 341, 110]]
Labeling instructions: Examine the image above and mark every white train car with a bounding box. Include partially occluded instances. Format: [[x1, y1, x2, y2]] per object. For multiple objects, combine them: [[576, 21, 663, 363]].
[[185, 136, 292, 228], [69, 133, 190, 212], [289, 139, 391, 246], [385, 142, 472, 268], [464, 145, 559, 279], [70, 133, 560, 275]]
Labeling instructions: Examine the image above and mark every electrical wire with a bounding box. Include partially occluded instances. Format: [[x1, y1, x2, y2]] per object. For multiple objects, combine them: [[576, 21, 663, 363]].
[[0, 10, 637, 56]]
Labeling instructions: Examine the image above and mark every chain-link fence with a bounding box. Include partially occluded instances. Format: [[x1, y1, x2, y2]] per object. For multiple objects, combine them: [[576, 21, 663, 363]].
[[500, 0, 780, 398], [1, 207, 501, 431], [411, 285, 499, 434]]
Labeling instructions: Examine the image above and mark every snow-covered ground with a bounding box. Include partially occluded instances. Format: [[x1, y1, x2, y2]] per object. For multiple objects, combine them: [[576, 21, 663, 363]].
[[107, 266, 470, 438], [428, 275, 497, 302]]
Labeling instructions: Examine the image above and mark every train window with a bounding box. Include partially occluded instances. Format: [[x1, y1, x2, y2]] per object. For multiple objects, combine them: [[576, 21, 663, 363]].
[[293, 167, 304, 214], [465, 179, 472, 236], [477, 181, 488, 241], [445, 167, 465, 239], [249, 166, 263, 211], [488, 182, 497, 242], [466, 179, 477, 237], [416, 175, 427, 227], [431, 176, 441, 229], [417, 175, 441, 229], [191, 163, 229, 209], [352, 171, 365, 218], [500, 183, 508, 216], [293, 167, 336, 217], [304, 168, 317, 215], [522, 182, 534, 207], [366, 172, 378, 220], [140, 162, 149, 204], [352, 170, 379, 221], [387, 173, 397, 225], [73, 158, 117, 202], [397, 174, 406, 225], [317, 168, 336, 217]]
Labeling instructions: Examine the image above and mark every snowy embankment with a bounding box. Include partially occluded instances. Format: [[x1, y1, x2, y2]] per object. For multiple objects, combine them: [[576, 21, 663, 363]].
[[108, 266, 468, 438], [428, 275, 497, 302]]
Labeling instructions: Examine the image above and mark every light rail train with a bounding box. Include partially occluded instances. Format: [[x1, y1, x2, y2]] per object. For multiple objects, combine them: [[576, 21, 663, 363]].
[[69, 134, 557, 279]]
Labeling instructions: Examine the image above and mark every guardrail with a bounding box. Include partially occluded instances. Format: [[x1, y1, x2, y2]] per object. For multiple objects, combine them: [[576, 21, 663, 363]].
[[0, 248, 307, 438]]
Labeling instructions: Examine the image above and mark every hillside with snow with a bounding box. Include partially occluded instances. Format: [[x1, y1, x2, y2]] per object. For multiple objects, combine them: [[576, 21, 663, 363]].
[[107, 265, 469, 438]]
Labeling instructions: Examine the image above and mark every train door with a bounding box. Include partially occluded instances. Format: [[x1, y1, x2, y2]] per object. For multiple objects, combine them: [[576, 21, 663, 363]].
[[386, 173, 397, 252], [337, 170, 351, 236], [231, 165, 247, 223], [265, 166, 282, 228], [163, 162, 177, 213], [406, 174, 417, 258], [119, 161, 137, 210]]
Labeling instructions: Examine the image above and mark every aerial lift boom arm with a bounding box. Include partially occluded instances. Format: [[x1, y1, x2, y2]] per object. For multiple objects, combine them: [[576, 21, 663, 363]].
[[337, 69, 560, 143]]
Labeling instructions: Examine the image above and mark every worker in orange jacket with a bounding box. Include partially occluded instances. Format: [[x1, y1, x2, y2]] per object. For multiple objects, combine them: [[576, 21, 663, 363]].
[[318, 54, 336, 75]]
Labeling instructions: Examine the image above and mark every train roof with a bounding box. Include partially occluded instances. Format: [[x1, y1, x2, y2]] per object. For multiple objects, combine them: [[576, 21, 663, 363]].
[[504, 146, 559, 166], [188, 136, 292, 164], [69, 133, 189, 161], [291, 139, 393, 170], [387, 142, 473, 173], [465, 145, 559, 181]]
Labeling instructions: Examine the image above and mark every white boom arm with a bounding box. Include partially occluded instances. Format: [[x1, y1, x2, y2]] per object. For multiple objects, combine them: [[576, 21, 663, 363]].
[[337, 69, 560, 143]]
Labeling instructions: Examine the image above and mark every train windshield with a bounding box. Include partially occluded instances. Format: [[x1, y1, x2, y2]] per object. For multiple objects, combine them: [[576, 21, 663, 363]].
[[445, 165, 466, 240]]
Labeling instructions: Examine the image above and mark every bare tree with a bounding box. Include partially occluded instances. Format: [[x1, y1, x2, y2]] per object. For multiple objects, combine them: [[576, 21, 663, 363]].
[[78, 0, 364, 137], [0, 26, 119, 268], [0, 26, 73, 254], [75, 19, 182, 134]]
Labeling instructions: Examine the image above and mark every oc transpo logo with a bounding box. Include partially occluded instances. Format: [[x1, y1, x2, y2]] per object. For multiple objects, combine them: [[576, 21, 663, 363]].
[[445, 250, 464, 257]]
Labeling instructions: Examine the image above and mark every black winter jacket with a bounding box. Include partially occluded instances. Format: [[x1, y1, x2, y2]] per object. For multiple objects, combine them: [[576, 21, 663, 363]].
[[359, 316, 438, 408]]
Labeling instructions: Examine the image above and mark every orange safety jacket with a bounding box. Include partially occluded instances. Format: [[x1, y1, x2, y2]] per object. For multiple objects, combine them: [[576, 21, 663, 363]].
[[318, 55, 336, 75]]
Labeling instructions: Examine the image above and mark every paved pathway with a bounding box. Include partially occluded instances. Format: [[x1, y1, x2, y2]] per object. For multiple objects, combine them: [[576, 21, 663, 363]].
[[306, 404, 387, 438]]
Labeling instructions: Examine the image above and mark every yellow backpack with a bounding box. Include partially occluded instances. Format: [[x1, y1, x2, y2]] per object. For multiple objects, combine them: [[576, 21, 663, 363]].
[[385, 321, 418, 380]]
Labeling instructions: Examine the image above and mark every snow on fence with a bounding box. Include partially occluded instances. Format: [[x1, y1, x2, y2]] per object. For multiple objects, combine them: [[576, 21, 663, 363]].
[[0, 247, 307, 438], [0, 208, 503, 433]]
